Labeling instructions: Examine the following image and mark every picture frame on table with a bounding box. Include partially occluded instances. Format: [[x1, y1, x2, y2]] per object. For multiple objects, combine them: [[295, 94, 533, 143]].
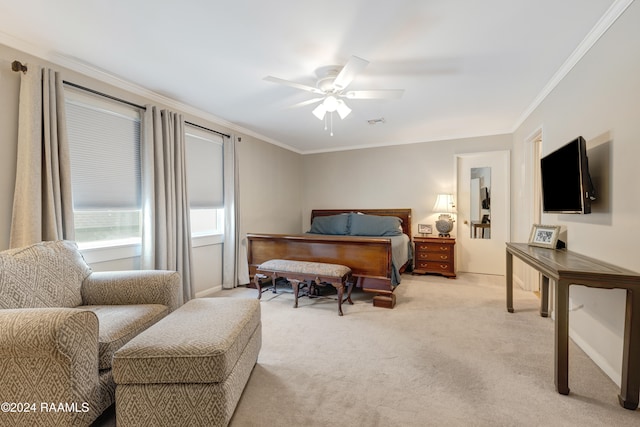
[[528, 224, 561, 249], [418, 224, 432, 235]]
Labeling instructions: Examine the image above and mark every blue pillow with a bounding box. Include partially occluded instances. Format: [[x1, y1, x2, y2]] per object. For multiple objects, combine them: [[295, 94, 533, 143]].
[[349, 214, 402, 236], [308, 214, 350, 235]]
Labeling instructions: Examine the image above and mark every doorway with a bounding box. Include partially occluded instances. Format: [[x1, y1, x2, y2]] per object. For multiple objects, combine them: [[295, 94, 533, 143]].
[[455, 151, 510, 274]]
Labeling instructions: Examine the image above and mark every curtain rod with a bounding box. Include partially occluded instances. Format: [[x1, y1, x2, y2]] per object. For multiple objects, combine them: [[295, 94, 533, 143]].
[[63, 81, 230, 139], [14, 62, 232, 140], [63, 80, 147, 110], [11, 60, 27, 74], [184, 121, 230, 139]]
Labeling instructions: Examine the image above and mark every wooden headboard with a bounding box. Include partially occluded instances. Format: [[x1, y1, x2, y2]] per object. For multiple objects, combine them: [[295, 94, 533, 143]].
[[311, 209, 412, 237]]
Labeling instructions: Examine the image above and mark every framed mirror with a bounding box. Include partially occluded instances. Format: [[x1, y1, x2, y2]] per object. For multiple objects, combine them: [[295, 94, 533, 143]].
[[470, 167, 491, 239]]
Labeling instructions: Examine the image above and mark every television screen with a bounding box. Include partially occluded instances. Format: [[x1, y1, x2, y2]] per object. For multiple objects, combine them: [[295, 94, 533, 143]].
[[541, 136, 594, 214]]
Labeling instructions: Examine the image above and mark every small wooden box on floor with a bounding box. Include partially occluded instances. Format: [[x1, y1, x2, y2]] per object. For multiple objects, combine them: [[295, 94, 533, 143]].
[[412, 236, 456, 278], [373, 294, 396, 308]]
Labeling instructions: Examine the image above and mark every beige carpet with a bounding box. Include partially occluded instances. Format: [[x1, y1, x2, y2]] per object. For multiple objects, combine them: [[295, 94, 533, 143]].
[[93, 272, 639, 426], [226, 273, 639, 427]]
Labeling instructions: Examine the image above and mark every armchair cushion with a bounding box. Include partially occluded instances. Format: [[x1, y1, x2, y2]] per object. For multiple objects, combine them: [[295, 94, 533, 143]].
[[0, 240, 91, 309], [82, 270, 182, 312], [81, 304, 169, 370]]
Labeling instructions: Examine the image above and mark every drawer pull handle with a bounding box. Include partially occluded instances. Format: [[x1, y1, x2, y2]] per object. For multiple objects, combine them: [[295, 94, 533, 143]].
[[440, 264, 448, 269], [440, 255, 448, 260], [440, 247, 447, 250]]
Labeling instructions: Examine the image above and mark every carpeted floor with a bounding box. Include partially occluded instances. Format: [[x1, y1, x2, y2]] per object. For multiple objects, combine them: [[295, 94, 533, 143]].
[[93, 273, 640, 426]]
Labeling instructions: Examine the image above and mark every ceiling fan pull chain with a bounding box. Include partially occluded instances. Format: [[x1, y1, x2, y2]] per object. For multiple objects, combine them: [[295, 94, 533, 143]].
[[330, 112, 334, 136]]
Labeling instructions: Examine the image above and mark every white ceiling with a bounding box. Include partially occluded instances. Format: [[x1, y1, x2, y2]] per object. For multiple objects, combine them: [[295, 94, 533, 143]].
[[0, 0, 625, 154]]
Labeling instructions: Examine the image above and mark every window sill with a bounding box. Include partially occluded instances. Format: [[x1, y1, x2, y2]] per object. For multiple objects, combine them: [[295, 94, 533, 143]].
[[78, 234, 223, 264], [192, 233, 224, 247], [79, 240, 141, 264]]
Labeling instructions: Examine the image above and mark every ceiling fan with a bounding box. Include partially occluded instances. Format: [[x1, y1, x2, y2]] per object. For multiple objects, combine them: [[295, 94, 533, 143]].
[[264, 55, 403, 134]]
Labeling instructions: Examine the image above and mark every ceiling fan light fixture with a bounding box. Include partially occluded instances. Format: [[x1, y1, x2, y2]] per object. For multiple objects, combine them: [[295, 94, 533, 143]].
[[336, 100, 351, 119], [265, 56, 404, 133], [323, 95, 339, 112], [312, 103, 327, 120]]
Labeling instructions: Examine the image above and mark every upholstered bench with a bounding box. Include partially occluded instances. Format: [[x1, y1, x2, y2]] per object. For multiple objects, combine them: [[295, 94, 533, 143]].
[[113, 298, 261, 427], [255, 259, 353, 316]]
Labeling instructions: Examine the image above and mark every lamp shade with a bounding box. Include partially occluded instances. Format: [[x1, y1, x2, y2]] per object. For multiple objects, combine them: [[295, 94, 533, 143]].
[[433, 194, 456, 214]]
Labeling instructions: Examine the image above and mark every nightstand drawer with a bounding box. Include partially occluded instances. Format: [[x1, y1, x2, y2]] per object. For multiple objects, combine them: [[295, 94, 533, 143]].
[[415, 261, 452, 272], [415, 243, 452, 253], [416, 251, 452, 261]]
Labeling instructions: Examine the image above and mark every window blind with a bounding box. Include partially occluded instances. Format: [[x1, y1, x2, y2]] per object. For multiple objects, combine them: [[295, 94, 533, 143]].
[[65, 89, 142, 210], [185, 125, 224, 208]]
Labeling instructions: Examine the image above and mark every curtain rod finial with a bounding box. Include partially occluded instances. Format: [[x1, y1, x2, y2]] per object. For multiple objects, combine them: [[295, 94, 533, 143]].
[[11, 60, 27, 74]]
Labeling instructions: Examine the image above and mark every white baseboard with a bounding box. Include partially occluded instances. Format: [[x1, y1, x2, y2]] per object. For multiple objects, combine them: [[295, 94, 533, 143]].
[[569, 327, 621, 387]]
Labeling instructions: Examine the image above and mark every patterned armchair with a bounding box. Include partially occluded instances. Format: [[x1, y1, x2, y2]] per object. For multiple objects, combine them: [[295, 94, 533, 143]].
[[0, 240, 182, 426]]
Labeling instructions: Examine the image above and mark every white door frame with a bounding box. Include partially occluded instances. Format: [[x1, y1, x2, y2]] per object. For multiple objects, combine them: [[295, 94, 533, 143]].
[[454, 150, 511, 274]]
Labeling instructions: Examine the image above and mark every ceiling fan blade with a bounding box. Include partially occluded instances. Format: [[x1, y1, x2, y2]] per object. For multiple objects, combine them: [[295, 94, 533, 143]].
[[344, 89, 404, 100], [286, 97, 325, 109], [332, 55, 369, 90], [264, 76, 325, 95]]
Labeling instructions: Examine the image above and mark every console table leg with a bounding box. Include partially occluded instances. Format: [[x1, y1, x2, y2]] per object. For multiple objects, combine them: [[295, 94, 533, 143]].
[[618, 289, 640, 410], [506, 251, 514, 313], [555, 279, 570, 395], [540, 275, 549, 318]]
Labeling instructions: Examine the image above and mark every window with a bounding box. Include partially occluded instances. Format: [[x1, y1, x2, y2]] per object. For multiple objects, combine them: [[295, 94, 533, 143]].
[[185, 125, 224, 237], [65, 87, 143, 249]]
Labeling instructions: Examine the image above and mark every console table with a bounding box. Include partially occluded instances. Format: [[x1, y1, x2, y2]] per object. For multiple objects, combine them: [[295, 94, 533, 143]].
[[505, 242, 640, 410]]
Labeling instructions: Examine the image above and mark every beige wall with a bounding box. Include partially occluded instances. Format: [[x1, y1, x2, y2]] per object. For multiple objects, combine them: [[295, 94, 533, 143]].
[[512, 1, 640, 383], [238, 134, 302, 236], [0, 43, 303, 296], [302, 135, 512, 234]]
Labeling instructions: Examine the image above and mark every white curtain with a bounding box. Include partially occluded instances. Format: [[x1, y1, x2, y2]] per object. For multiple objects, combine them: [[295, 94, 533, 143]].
[[10, 66, 74, 248], [141, 106, 193, 303], [222, 135, 249, 288]]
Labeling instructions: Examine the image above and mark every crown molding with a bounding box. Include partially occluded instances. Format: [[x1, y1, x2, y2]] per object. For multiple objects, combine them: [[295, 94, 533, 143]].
[[511, 0, 635, 133], [0, 31, 303, 155]]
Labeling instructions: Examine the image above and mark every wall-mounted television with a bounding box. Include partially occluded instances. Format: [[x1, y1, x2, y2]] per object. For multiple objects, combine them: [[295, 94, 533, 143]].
[[541, 136, 596, 214]]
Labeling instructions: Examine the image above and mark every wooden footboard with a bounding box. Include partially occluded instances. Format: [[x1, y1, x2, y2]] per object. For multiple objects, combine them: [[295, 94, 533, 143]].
[[247, 209, 412, 309], [247, 233, 394, 295]]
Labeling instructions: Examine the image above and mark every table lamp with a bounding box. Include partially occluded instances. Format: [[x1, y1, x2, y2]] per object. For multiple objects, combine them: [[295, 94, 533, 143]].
[[433, 194, 456, 237]]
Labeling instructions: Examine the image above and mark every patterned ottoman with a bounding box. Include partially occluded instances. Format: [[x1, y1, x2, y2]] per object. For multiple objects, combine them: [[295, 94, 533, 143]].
[[113, 298, 261, 427]]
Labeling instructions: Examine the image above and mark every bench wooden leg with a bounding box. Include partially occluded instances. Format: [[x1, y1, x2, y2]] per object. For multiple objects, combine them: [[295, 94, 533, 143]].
[[336, 283, 344, 316], [329, 277, 352, 316], [255, 273, 281, 300], [291, 280, 300, 309], [344, 277, 355, 305], [255, 274, 264, 300]]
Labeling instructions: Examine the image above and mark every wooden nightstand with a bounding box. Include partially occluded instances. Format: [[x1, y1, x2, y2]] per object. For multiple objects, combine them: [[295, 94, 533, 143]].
[[413, 236, 456, 278]]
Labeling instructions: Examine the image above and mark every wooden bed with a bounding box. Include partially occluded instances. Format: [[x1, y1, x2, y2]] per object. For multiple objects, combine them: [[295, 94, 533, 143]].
[[246, 208, 412, 308]]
